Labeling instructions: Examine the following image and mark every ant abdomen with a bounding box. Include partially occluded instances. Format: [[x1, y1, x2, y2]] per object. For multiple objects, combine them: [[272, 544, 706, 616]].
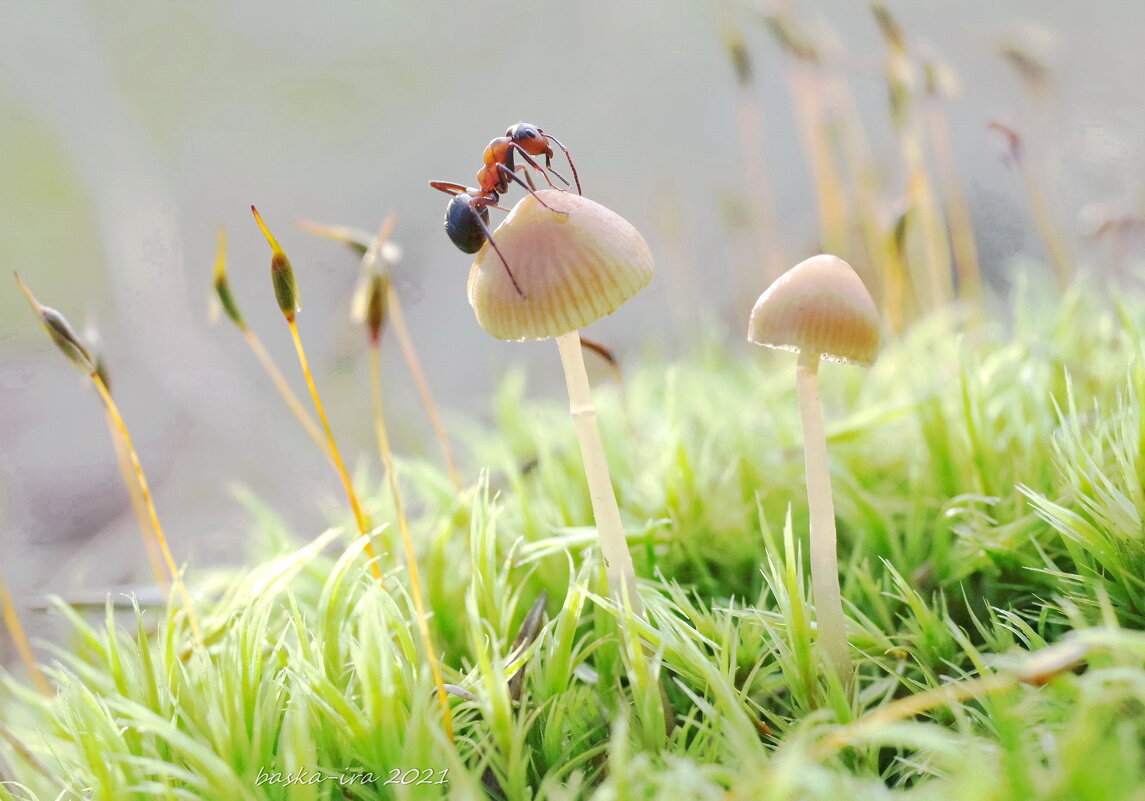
[[444, 193, 490, 254]]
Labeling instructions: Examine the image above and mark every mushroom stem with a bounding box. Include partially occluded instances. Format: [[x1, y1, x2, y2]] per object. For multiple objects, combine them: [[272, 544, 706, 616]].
[[555, 330, 643, 616], [795, 350, 851, 682]]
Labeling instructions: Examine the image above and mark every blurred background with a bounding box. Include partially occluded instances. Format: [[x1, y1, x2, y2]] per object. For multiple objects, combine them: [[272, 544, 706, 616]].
[[2, 0, 1144, 620]]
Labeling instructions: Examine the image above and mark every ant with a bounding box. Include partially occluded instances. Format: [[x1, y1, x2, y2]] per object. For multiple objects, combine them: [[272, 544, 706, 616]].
[[482, 123, 582, 196], [430, 124, 582, 299]]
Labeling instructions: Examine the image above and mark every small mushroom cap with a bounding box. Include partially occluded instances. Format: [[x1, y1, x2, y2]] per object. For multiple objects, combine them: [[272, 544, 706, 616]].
[[468, 190, 653, 341], [747, 254, 880, 366]]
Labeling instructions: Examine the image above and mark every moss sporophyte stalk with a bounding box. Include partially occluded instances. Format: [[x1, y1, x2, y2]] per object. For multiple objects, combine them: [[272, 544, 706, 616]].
[[13, 273, 202, 646]]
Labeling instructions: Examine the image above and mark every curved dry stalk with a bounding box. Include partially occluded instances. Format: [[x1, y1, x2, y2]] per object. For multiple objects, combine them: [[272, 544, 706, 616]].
[[0, 570, 50, 697], [385, 286, 462, 492], [367, 346, 454, 741], [90, 374, 202, 643], [105, 410, 168, 588], [241, 328, 328, 455], [923, 73, 982, 303]]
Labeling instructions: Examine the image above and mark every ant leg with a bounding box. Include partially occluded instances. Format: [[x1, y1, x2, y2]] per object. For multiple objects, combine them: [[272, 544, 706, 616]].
[[514, 164, 538, 192], [542, 134, 582, 195], [509, 144, 572, 190], [469, 203, 526, 298], [496, 164, 569, 216], [429, 180, 469, 196]]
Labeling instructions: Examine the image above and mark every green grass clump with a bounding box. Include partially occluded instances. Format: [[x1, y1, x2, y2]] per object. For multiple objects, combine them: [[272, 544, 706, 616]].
[[2, 282, 1144, 800]]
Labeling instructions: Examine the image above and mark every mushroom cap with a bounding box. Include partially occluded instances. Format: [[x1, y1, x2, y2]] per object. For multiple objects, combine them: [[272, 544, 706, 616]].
[[747, 254, 880, 366], [467, 190, 653, 341]]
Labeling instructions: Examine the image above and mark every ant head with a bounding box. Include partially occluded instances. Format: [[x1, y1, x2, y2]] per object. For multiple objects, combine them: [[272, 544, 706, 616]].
[[506, 123, 544, 144]]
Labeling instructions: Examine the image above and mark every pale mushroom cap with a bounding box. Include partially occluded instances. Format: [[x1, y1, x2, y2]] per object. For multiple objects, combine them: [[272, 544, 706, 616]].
[[467, 190, 653, 341], [747, 254, 880, 366]]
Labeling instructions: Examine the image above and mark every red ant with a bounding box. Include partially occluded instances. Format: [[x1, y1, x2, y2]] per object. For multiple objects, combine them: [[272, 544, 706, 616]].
[[429, 124, 582, 299], [483, 123, 581, 196]]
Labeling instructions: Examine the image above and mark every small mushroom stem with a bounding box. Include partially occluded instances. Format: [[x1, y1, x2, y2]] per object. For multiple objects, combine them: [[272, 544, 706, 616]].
[[795, 350, 851, 682], [555, 330, 643, 616]]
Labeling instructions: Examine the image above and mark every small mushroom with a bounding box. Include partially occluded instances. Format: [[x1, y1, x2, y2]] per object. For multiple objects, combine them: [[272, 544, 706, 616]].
[[747, 254, 880, 682], [468, 189, 652, 612]]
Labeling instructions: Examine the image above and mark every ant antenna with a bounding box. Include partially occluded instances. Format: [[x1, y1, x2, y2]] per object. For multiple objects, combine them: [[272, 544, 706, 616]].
[[542, 133, 582, 195]]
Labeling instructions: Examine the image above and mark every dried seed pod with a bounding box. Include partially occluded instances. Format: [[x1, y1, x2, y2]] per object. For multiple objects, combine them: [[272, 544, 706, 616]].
[[14, 273, 95, 373], [467, 190, 652, 341], [748, 254, 880, 366]]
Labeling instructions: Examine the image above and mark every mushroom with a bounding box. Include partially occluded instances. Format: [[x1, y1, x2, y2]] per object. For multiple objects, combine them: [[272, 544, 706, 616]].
[[468, 189, 652, 613], [747, 254, 880, 681]]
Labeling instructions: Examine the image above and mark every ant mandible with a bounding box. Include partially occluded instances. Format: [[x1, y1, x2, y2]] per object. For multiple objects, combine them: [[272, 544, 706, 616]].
[[430, 123, 582, 299]]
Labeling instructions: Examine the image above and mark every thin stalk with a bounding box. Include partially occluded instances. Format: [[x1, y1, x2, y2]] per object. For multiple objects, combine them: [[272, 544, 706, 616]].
[[0, 570, 50, 697], [790, 64, 849, 254], [105, 411, 168, 588], [901, 137, 953, 310], [89, 373, 202, 643], [385, 286, 462, 492], [722, 24, 786, 286], [735, 90, 786, 283], [795, 351, 850, 683], [241, 328, 328, 455], [924, 91, 982, 303], [830, 81, 907, 330], [554, 330, 642, 616], [368, 345, 454, 741], [286, 319, 383, 581], [1020, 163, 1073, 289], [813, 672, 1015, 758]]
